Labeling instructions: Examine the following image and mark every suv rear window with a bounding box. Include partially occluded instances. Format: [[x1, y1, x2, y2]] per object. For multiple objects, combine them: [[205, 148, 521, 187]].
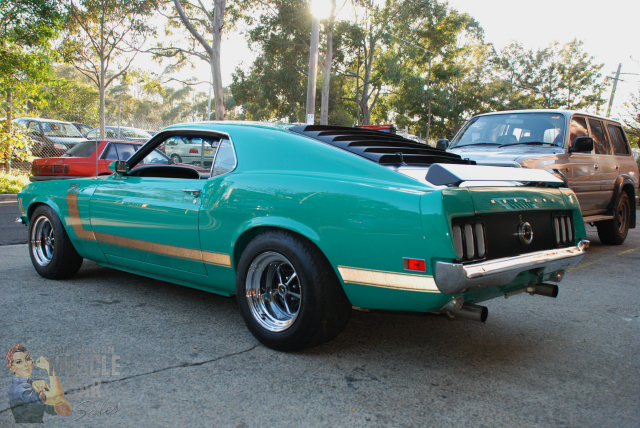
[[607, 125, 630, 155]]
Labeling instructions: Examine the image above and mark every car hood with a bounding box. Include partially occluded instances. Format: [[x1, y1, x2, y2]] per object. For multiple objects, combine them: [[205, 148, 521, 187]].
[[447, 145, 565, 166]]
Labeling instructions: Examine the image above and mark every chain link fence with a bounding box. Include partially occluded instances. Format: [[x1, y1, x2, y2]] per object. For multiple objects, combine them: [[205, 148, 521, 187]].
[[1, 116, 183, 175]]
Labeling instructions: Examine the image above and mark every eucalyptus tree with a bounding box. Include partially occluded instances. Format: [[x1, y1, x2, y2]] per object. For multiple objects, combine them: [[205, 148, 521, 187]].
[[378, 0, 484, 139], [152, 0, 234, 120], [62, 0, 159, 139]]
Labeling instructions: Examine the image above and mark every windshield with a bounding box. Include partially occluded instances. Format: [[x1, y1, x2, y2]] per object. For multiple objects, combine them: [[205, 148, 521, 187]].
[[62, 141, 98, 157], [450, 113, 566, 148], [41, 121, 84, 138]]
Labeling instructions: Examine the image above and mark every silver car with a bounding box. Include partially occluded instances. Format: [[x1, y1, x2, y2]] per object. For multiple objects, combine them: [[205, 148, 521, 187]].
[[163, 135, 217, 167]]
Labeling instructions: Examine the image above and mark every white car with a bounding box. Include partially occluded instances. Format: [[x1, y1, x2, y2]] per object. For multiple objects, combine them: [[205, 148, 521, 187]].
[[163, 135, 218, 167]]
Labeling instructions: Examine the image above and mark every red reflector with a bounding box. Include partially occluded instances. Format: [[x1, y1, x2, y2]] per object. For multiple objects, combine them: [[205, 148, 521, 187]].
[[189, 148, 198, 154], [403, 258, 426, 272]]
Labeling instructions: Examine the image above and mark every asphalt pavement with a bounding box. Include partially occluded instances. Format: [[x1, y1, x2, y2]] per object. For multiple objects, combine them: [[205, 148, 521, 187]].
[[1, 197, 639, 427], [0, 196, 27, 246]]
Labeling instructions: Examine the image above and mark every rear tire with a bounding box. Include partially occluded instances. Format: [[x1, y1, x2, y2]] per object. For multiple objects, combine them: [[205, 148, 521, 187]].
[[236, 230, 351, 351], [29, 205, 83, 279], [596, 192, 631, 245]]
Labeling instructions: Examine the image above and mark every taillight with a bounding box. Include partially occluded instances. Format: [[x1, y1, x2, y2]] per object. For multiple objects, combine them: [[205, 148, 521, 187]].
[[553, 213, 573, 245], [451, 219, 487, 262], [32, 164, 69, 175]]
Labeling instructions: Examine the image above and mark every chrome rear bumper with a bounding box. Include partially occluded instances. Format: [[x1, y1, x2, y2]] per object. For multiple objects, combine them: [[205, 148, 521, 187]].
[[434, 240, 589, 295]]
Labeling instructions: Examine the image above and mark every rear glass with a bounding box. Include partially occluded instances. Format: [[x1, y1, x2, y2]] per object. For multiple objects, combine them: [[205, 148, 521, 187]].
[[607, 125, 630, 155], [62, 141, 98, 157]]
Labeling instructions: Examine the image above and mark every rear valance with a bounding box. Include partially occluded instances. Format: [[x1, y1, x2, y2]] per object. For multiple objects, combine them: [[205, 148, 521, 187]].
[[426, 163, 564, 187]]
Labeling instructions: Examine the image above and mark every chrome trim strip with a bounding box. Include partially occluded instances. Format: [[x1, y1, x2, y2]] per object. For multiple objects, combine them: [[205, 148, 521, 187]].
[[435, 240, 589, 295], [338, 266, 439, 293]]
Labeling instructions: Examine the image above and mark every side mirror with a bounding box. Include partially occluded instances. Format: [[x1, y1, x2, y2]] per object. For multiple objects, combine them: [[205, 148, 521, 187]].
[[436, 139, 449, 150], [570, 136, 594, 153], [108, 160, 129, 174]]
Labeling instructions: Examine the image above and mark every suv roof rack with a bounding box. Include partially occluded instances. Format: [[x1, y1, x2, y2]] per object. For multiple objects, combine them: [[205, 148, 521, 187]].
[[289, 125, 473, 166]]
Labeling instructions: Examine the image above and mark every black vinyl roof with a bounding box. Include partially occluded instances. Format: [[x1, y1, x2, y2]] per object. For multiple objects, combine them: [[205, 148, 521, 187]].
[[289, 125, 473, 166]]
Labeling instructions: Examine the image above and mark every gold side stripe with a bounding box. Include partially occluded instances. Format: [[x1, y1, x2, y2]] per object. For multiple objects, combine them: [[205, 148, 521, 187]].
[[338, 266, 440, 293], [66, 192, 231, 267], [67, 192, 96, 241]]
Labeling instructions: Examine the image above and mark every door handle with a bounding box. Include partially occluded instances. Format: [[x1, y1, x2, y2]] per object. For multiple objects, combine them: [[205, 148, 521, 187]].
[[182, 189, 201, 197]]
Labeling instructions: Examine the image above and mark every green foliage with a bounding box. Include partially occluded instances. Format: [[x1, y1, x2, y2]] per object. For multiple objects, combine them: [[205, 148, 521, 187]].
[[230, 0, 312, 122], [492, 40, 606, 111], [0, 0, 64, 119], [0, 171, 30, 194], [624, 88, 640, 145], [0, 120, 31, 169]]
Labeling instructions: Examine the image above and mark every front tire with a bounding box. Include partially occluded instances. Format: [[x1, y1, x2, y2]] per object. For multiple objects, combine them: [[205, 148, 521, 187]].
[[29, 205, 83, 279], [596, 191, 631, 245], [171, 154, 182, 164], [236, 230, 351, 351]]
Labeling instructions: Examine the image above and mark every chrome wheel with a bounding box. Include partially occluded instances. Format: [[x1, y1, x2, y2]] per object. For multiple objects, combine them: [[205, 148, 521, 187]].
[[31, 215, 55, 267], [245, 251, 301, 332]]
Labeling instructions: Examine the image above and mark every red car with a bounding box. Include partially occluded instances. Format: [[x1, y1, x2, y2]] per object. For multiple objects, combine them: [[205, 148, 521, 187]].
[[30, 140, 205, 181]]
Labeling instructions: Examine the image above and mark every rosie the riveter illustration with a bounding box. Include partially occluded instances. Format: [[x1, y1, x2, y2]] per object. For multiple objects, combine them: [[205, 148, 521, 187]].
[[6, 343, 72, 423]]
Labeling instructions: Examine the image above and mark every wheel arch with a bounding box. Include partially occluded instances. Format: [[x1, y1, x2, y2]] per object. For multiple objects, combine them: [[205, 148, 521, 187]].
[[611, 175, 636, 228], [25, 198, 64, 225], [231, 218, 322, 272]]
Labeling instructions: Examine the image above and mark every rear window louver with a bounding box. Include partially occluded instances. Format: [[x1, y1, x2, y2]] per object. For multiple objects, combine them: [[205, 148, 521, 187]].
[[289, 125, 473, 166]]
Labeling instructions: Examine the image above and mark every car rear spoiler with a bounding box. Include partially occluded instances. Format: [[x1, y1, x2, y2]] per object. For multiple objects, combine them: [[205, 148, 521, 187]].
[[425, 163, 564, 187]]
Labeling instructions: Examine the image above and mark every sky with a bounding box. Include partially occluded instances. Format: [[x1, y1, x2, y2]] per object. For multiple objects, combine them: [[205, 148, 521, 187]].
[[179, 0, 639, 120]]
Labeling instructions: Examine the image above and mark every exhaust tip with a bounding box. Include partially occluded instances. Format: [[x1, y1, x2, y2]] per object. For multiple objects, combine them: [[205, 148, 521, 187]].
[[451, 303, 488, 323], [528, 284, 559, 298]]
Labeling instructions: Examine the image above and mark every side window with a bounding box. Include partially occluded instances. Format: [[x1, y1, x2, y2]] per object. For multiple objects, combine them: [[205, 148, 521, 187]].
[[211, 139, 237, 177], [607, 124, 630, 155], [114, 143, 137, 160], [102, 143, 118, 160], [569, 116, 589, 148], [27, 122, 41, 134], [588, 119, 611, 155], [164, 137, 178, 147]]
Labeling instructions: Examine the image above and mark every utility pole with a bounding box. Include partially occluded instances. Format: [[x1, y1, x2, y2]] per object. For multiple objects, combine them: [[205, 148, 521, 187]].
[[606, 63, 622, 117], [305, 17, 320, 125], [605, 63, 640, 117]]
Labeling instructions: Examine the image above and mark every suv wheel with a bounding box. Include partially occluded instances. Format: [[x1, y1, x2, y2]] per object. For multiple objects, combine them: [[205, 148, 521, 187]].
[[596, 192, 631, 245]]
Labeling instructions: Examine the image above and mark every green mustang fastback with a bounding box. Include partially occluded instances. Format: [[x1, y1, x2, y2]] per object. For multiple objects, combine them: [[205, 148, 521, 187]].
[[17, 122, 589, 351]]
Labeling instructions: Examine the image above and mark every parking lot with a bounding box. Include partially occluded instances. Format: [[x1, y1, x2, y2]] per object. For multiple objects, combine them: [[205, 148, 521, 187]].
[[1, 199, 639, 427]]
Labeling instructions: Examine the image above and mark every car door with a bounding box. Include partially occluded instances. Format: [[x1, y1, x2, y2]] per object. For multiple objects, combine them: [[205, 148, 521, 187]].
[[587, 118, 616, 210], [88, 137, 208, 279], [565, 115, 601, 215]]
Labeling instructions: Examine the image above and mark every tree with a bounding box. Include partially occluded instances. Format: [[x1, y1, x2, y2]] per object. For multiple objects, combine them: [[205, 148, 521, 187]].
[[230, 0, 314, 122], [152, 0, 236, 121], [1, 0, 63, 120], [624, 88, 640, 147], [1, 0, 63, 171], [381, 0, 484, 139], [492, 40, 606, 112], [62, 0, 158, 139]]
